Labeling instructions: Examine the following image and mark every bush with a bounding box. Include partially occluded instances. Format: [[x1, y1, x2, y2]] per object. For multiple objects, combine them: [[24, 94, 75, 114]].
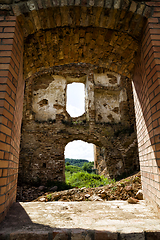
[[65, 171, 114, 188], [82, 162, 94, 171], [65, 165, 83, 174]]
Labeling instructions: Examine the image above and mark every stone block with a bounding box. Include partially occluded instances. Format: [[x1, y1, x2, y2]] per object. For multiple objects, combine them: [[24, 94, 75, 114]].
[[10, 232, 49, 240], [52, 230, 69, 240], [95, 230, 118, 240], [145, 231, 160, 240], [0, 0, 13, 4], [119, 232, 145, 240]]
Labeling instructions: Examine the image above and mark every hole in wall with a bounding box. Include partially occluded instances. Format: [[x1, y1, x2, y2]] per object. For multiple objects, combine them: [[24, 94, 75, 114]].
[[65, 140, 94, 162], [38, 99, 48, 107], [66, 82, 85, 117], [43, 163, 46, 168]]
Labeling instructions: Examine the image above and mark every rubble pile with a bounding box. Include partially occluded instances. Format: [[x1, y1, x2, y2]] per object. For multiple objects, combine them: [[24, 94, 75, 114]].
[[17, 172, 142, 202]]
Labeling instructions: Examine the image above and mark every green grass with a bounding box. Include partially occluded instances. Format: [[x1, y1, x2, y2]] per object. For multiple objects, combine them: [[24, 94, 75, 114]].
[[65, 165, 115, 188]]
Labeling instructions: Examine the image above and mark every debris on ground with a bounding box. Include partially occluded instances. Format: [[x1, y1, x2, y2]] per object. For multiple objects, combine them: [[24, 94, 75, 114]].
[[17, 172, 142, 202]]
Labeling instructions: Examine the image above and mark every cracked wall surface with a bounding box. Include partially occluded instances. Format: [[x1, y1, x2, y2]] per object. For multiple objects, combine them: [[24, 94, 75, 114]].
[[1, 0, 160, 222], [19, 63, 139, 184]]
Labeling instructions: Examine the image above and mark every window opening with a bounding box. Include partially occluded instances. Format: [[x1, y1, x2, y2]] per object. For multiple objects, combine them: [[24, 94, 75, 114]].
[[66, 83, 85, 117]]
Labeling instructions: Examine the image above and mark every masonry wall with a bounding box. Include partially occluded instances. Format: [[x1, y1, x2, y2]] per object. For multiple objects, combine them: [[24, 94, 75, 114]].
[[0, 16, 24, 222], [19, 64, 139, 185], [132, 2, 160, 210]]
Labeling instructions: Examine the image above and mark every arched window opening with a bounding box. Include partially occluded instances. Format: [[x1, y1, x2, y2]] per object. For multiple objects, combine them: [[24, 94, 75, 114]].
[[65, 140, 94, 162], [66, 83, 85, 117]]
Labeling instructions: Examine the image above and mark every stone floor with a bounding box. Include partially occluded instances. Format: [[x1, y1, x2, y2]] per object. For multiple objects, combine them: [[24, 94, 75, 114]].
[[0, 200, 160, 239]]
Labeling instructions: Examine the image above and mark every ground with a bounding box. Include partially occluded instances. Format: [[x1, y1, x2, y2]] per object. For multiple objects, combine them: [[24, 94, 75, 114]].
[[17, 172, 141, 202]]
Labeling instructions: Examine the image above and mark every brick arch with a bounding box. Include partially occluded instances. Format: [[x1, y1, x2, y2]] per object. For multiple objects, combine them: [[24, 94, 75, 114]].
[[15, 2, 150, 39], [24, 26, 139, 79], [12, 1, 151, 39], [0, 0, 160, 223]]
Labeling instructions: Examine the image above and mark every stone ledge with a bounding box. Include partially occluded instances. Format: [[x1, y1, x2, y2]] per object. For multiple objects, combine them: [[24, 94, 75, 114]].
[[1, 229, 160, 240]]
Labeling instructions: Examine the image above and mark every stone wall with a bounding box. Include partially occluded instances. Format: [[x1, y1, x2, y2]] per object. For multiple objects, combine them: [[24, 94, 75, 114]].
[[1, 0, 160, 222], [18, 63, 139, 184]]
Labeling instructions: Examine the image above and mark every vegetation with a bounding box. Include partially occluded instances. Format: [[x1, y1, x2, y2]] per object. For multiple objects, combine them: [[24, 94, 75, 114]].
[[82, 161, 94, 171], [65, 160, 114, 188], [66, 171, 114, 188], [65, 158, 89, 168], [65, 164, 84, 174]]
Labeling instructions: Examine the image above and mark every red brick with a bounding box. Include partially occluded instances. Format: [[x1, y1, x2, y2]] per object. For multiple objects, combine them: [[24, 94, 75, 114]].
[[0, 195, 5, 205], [4, 27, 15, 33], [154, 87, 160, 96], [8, 65, 17, 81], [1, 38, 14, 45], [155, 143, 160, 151], [0, 141, 10, 152], [148, 18, 159, 23], [143, 42, 153, 59], [0, 45, 13, 51], [0, 51, 12, 57], [0, 151, 4, 160], [2, 169, 8, 177], [0, 133, 6, 142], [0, 160, 8, 169], [0, 108, 13, 121], [0, 33, 14, 39], [5, 16, 17, 21], [0, 22, 16, 27], [0, 124, 12, 136]]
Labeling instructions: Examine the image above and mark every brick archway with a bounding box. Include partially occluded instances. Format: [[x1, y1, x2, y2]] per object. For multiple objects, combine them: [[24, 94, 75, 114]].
[[0, 1, 160, 222]]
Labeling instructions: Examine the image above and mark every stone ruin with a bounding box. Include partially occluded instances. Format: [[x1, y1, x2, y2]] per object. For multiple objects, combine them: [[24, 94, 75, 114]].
[[19, 63, 139, 185], [1, 0, 160, 222]]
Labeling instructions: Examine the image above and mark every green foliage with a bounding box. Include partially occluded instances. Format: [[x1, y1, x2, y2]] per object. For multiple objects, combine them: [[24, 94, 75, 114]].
[[82, 162, 94, 171], [47, 194, 52, 201], [65, 165, 84, 174], [65, 169, 114, 188], [65, 158, 89, 168]]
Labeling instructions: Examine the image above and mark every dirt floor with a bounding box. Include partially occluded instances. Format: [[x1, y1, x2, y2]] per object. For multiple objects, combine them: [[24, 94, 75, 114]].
[[0, 200, 160, 240], [1, 172, 160, 239]]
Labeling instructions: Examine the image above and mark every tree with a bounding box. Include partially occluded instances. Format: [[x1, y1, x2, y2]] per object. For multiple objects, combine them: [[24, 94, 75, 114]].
[[82, 162, 94, 171]]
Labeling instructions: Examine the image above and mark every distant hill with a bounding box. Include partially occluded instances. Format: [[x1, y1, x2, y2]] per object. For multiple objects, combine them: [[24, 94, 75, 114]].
[[65, 158, 89, 168]]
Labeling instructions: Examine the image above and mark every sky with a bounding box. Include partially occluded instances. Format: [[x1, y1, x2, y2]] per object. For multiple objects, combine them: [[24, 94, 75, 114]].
[[65, 140, 94, 162], [65, 83, 94, 162], [66, 82, 85, 117]]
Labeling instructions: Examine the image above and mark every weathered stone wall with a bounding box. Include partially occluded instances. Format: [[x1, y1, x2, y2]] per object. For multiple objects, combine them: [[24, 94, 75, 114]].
[[19, 63, 139, 184]]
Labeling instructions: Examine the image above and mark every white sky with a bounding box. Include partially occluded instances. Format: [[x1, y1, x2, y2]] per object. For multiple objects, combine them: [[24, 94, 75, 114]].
[[66, 83, 85, 117], [65, 140, 94, 162], [65, 83, 94, 162]]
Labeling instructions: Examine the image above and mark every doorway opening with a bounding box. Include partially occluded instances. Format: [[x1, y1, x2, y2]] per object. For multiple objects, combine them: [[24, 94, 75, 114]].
[[64, 140, 100, 188], [66, 82, 85, 117], [65, 140, 94, 162]]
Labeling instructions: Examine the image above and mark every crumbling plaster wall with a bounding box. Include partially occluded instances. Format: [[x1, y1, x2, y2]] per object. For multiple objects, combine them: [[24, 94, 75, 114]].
[[19, 63, 139, 184]]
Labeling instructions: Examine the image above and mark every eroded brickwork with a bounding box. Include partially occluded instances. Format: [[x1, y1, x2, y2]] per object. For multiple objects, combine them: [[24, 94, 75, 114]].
[[19, 63, 139, 184], [23, 27, 139, 80], [0, 0, 160, 222]]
